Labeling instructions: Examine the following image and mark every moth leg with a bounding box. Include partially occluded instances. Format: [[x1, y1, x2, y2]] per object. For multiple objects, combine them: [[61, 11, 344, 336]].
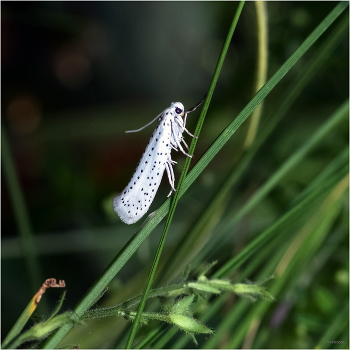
[[165, 162, 175, 191], [165, 161, 176, 196], [175, 135, 192, 158], [183, 111, 188, 126], [181, 138, 189, 150], [168, 160, 175, 184], [184, 127, 197, 138], [180, 113, 197, 138], [171, 121, 192, 157]]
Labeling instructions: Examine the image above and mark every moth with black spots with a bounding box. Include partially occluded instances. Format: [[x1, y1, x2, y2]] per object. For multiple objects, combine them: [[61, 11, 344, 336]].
[[113, 96, 206, 224]]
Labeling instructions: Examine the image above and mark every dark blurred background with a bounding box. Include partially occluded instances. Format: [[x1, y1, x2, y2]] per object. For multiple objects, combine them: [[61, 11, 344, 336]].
[[1, 1, 348, 343]]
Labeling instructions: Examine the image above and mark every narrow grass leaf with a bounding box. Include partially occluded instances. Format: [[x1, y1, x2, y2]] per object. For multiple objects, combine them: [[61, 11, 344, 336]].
[[1, 129, 42, 293]]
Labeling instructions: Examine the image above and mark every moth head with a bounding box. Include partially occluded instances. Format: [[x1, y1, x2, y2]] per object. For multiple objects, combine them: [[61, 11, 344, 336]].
[[171, 102, 185, 117]]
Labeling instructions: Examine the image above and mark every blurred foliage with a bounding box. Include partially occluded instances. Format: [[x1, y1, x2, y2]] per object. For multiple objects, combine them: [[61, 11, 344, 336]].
[[1, 1, 348, 349]]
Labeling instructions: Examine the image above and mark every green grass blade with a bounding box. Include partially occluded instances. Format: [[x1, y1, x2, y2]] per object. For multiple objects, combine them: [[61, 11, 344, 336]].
[[125, 3, 246, 348], [218, 167, 348, 278], [134, 323, 169, 349], [157, 11, 349, 285], [291, 146, 349, 206], [1, 129, 42, 293], [202, 175, 348, 348], [197, 100, 348, 265], [231, 185, 348, 349], [164, 154, 348, 348], [243, 0, 268, 148], [180, 1, 348, 200], [2, 296, 37, 348]]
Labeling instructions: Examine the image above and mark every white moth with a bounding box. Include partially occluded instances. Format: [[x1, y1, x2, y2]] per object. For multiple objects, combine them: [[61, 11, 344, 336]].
[[113, 96, 205, 224]]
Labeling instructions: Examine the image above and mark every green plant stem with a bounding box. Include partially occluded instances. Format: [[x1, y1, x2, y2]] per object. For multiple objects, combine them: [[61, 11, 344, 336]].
[[1, 129, 42, 294], [244, 0, 268, 148], [125, 3, 246, 348], [82, 283, 184, 320]]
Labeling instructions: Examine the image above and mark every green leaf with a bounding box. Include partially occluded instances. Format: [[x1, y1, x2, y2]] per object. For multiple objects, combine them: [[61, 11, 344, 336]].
[[49, 291, 67, 319], [171, 295, 195, 315]]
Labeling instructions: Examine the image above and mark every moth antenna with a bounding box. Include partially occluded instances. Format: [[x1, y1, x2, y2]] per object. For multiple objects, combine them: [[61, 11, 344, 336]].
[[125, 112, 163, 133], [186, 94, 207, 113], [183, 94, 207, 125]]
